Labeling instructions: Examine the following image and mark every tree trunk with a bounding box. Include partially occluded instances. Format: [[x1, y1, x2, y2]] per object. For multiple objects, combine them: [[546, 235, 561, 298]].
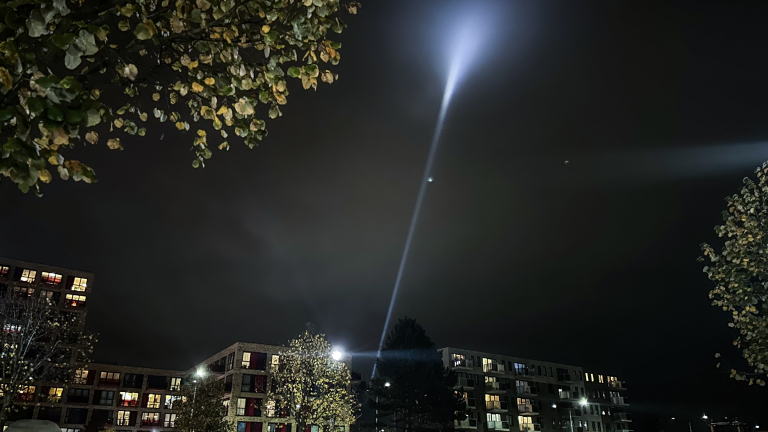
[[0, 403, 10, 430]]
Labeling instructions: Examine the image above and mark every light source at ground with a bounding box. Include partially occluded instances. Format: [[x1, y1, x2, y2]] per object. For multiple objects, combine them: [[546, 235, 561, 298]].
[[332, 349, 344, 361]]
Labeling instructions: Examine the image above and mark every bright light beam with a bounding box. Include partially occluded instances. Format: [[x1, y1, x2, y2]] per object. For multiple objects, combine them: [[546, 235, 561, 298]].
[[371, 6, 495, 379]]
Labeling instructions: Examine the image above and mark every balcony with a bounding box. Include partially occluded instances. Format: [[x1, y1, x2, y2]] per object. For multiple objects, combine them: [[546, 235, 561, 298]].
[[485, 381, 507, 394], [119, 400, 140, 407], [516, 385, 537, 397], [141, 420, 162, 427], [487, 420, 510, 431], [557, 374, 574, 383], [518, 404, 539, 416], [515, 368, 534, 379], [455, 419, 478, 430], [455, 377, 475, 390], [486, 401, 509, 412], [520, 423, 542, 432], [611, 397, 629, 406], [484, 364, 507, 375], [613, 413, 632, 422], [608, 381, 627, 390], [452, 359, 474, 371], [558, 391, 572, 400]]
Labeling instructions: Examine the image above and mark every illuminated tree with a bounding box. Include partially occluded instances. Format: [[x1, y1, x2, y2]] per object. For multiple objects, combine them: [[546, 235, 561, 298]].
[[0, 294, 95, 428], [701, 161, 768, 386], [368, 317, 466, 432], [175, 374, 233, 432], [0, 0, 360, 195], [268, 327, 358, 432]]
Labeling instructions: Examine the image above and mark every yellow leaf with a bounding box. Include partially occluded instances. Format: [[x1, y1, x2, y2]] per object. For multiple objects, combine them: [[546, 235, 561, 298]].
[[188, 60, 199, 69], [48, 155, 59, 166], [218, 141, 229, 150], [106, 138, 122, 150], [85, 131, 99, 144], [0, 67, 12, 90], [139, 112, 148, 122], [175, 121, 185, 130], [152, 92, 161, 101], [204, 77, 215, 85], [191, 82, 204, 92], [39, 169, 52, 184], [262, 25, 271, 34], [216, 105, 228, 115]]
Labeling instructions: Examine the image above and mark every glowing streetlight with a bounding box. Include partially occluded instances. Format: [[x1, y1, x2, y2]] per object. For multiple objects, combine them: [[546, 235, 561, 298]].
[[579, 398, 588, 407], [196, 368, 207, 378], [703, 415, 709, 420], [551, 403, 557, 409], [331, 349, 344, 361], [384, 382, 391, 388]]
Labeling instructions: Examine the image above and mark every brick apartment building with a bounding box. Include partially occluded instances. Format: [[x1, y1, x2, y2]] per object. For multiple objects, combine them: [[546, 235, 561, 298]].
[[0, 258, 352, 432], [440, 348, 632, 432]]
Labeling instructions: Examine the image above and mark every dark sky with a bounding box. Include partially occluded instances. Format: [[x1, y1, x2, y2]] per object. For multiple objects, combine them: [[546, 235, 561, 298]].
[[2, 0, 768, 429]]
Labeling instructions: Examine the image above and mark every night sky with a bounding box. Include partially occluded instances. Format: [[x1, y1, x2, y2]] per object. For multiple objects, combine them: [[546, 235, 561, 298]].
[[2, 0, 768, 429]]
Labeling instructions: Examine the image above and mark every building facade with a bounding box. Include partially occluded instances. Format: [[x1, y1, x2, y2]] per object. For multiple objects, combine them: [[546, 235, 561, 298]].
[[1, 258, 352, 432], [440, 348, 631, 432]]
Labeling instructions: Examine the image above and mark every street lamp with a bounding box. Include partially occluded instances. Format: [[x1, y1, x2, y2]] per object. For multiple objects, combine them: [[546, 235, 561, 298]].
[[332, 349, 344, 361], [703, 415, 709, 420], [384, 382, 391, 388]]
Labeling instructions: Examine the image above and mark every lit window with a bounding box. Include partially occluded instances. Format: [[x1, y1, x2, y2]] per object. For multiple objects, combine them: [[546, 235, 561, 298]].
[[100, 371, 120, 384], [519, 416, 534, 432], [271, 355, 280, 369], [46, 387, 63, 403], [452, 353, 467, 368], [598, 375, 604, 384], [71, 277, 87, 292], [41, 272, 62, 285], [170, 377, 182, 391], [242, 352, 251, 369], [13, 286, 35, 297], [141, 412, 160, 425], [146, 393, 162, 409], [116, 411, 131, 426], [266, 400, 276, 417], [73, 370, 89, 385], [119, 392, 139, 407], [18, 385, 36, 401], [0, 266, 9, 277], [165, 394, 184, 409], [485, 394, 501, 410], [164, 413, 177, 428], [20, 269, 36, 283], [237, 398, 246, 416], [61, 429, 80, 432], [590, 373, 595, 382], [65, 294, 86, 308]]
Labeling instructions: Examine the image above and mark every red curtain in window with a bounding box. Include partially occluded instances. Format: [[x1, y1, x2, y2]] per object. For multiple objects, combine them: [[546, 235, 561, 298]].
[[244, 422, 263, 432], [254, 375, 267, 393]]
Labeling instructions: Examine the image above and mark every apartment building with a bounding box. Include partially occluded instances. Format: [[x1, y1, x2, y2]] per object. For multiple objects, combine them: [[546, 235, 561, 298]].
[[440, 348, 631, 432]]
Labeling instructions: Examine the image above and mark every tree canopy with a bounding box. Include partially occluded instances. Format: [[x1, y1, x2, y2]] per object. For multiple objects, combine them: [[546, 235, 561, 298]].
[[268, 326, 358, 431], [701, 162, 768, 386], [0, 0, 359, 195], [369, 317, 466, 432], [175, 374, 233, 432], [0, 293, 95, 428]]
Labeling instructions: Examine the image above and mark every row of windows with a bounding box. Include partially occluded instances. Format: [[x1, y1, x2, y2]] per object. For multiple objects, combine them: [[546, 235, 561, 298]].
[[7, 286, 87, 308], [13, 386, 185, 408], [2, 267, 88, 291], [236, 422, 343, 432], [452, 353, 590, 382], [213, 352, 280, 373], [72, 370, 182, 391]]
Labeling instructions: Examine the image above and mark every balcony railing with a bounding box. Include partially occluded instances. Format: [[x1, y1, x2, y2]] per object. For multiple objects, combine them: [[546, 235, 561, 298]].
[[488, 420, 511, 431], [141, 420, 162, 427], [613, 413, 632, 422], [119, 400, 140, 407], [557, 374, 573, 383], [611, 397, 629, 406], [485, 381, 507, 393], [520, 423, 541, 432], [515, 368, 533, 378], [558, 391, 572, 400], [608, 381, 627, 390], [516, 385, 537, 396], [455, 419, 478, 429], [484, 363, 507, 374], [486, 401, 509, 412], [455, 377, 475, 389], [518, 404, 538, 415]]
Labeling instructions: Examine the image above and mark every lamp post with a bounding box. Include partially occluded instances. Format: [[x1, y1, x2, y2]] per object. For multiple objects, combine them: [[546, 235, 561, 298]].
[[191, 368, 206, 421], [376, 381, 390, 432]]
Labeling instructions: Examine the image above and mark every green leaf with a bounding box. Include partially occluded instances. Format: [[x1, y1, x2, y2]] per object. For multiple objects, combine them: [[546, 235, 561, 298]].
[[85, 109, 100, 127], [51, 33, 76, 49], [134, 23, 152, 40], [65, 109, 83, 124], [0, 107, 15, 122], [35, 75, 60, 89], [27, 97, 45, 115], [26, 10, 46, 37], [287, 67, 301, 78], [64, 46, 82, 70], [5, 11, 20, 30], [46, 106, 64, 122]]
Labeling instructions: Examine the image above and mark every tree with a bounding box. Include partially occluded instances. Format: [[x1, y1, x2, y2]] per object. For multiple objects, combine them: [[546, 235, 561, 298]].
[[0, 293, 95, 428], [175, 374, 233, 432], [368, 317, 466, 432], [701, 162, 768, 386], [268, 326, 359, 432], [0, 0, 360, 195]]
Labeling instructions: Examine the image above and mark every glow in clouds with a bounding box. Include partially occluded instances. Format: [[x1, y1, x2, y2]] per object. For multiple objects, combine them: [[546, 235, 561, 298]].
[[371, 3, 502, 379]]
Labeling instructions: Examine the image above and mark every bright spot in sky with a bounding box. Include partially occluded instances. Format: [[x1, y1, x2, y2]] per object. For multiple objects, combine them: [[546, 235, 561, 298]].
[[428, 177, 434, 182]]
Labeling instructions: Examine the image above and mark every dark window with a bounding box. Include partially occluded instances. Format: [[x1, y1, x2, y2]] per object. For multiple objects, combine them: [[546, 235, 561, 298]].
[[123, 373, 144, 388], [227, 352, 235, 371], [67, 388, 90, 404], [38, 407, 62, 422], [225, 374, 233, 392], [91, 409, 114, 427], [95, 390, 115, 406], [9, 406, 34, 421], [66, 408, 89, 424], [537, 366, 542, 375], [253, 352, 268, 370], [238, 422, 264, 432], [550, 367, 554, 377], [242, 374, 255, 392], [147, 375, 167, 389]]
